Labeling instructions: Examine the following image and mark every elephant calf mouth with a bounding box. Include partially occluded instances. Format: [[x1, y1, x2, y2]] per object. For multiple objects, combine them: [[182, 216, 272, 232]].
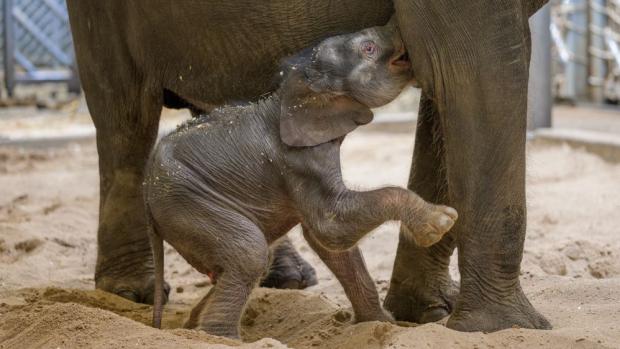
[[391, 50, 410, 68]]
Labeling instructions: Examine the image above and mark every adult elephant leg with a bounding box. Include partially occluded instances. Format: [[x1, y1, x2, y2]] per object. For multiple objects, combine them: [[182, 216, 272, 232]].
[[67, 1, 167, 304], [260, 236, 318, 290], [394, 0, 551, 331], [384, 93, 458, 323], [86, 82, 164, 303]]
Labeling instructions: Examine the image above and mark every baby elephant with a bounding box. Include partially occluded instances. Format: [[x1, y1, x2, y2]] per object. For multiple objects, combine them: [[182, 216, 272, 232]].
[[145, 20, 457, 339]]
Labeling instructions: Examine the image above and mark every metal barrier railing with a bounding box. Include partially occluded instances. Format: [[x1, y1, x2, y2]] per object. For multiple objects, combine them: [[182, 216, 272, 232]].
[[1, 1, 618, 107], [2, 0, 79, 97], [551, 0, 620, 103]]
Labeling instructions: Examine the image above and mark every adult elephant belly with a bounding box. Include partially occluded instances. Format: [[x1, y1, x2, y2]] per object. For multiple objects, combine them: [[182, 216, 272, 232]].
[[66, 0, 392, 306], [129, 1, 395, 107]]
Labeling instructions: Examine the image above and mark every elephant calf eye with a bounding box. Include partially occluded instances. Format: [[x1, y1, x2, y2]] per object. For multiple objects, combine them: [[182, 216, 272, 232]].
[[360, 41, 377, 57]]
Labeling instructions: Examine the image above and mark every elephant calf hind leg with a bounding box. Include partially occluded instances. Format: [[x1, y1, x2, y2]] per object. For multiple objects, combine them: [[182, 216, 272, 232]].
[[187, 220, 269, 338], [184, 287, 215, 330], [192, 273, 262, 338]]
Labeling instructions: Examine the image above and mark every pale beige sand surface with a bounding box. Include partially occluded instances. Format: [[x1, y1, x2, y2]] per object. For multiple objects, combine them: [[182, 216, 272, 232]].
[[1, 122, 619, 348]]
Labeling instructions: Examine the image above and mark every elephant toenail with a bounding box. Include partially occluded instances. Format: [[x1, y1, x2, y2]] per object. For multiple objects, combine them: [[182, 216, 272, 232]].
[[116, 289, 139, 302], [419, 306, 450, 323]]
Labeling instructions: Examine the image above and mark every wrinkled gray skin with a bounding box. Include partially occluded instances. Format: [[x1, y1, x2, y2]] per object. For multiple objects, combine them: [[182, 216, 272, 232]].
[[145, 23, 458, 338], [67, 0, 551, 333]]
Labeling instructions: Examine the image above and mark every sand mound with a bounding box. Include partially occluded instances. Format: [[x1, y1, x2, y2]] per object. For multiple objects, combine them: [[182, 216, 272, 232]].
[[1, 282, 619, 349], [0, 301, 282, 348]]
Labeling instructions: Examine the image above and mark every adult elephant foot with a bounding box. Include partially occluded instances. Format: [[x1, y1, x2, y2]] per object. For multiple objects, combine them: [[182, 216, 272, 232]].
[[447, 287, 551, 332], [384, 270, 457, 323], [260, 237, 318, 289], [94, 218, 170, 304], [93, 168, 171, 305], [384, 229, 458, 323], [97, 271, 170, 305]]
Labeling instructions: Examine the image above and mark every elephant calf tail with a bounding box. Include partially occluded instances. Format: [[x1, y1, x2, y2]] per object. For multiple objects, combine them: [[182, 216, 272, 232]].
[[148, 215, 165, 329]]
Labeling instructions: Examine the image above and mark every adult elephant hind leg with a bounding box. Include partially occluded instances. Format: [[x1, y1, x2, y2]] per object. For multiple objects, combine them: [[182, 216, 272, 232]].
[[302, 227, 392, 323], [260, 236, 318, 290], [384, 93, 458, 324], [68, 1, 166, 302], [84, 79, 166, 304], [394, 0, 550, 331]]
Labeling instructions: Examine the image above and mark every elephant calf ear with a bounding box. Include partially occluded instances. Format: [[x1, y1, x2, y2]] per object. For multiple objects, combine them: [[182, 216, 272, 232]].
[[280, 94, 374, 147]]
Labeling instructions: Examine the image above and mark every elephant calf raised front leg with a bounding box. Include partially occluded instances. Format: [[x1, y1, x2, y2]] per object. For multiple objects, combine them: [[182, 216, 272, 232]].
[[300, 183, 458, 252], [296, 180, 456, 323]]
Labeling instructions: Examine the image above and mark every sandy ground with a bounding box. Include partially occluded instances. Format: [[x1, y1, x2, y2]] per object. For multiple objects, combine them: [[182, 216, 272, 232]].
[[1, 119, 620, 348]]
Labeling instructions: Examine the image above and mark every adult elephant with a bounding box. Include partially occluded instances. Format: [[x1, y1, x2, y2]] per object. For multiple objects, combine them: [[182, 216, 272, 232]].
[[67, 0, 551, 332]]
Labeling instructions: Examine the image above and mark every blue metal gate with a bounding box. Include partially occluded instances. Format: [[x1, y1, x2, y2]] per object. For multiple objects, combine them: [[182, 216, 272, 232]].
[[2, 0, 79, 97]]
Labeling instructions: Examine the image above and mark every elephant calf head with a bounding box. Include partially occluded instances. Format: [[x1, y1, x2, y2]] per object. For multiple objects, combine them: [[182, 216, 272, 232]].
[[145, 21, 457, 339], [279, 18, 413, 146]]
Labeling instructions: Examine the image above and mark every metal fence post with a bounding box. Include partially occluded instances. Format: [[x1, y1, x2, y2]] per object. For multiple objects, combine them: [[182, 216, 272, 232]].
[[529, 3, 553, 130], [589, 0, 607, 103], [565, 0, 588, 100], [3, 0, 15, 97]]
